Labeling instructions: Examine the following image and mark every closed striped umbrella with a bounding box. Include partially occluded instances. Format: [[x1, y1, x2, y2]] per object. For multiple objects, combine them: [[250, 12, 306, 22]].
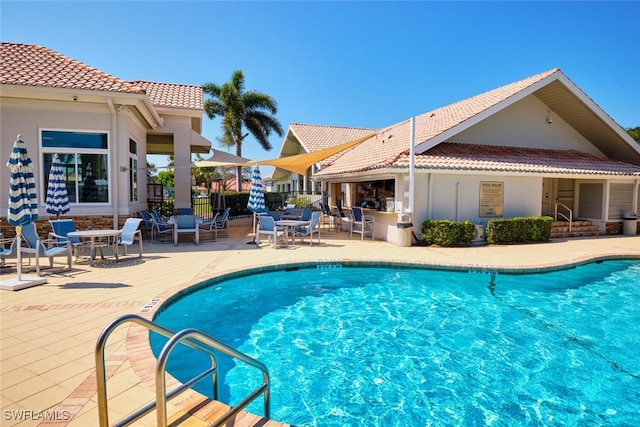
[[247, 165, 266, 244], [45, 154, 70, 218], [6, 135, 38, 280], [247, 165, 266, 214], [7, 135, 38, 227]]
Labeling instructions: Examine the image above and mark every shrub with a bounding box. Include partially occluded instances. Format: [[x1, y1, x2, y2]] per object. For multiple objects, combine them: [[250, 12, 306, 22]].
[[486, 216, 553, 244], [287, 195, 312, 208], [420, 219, 475, 246]]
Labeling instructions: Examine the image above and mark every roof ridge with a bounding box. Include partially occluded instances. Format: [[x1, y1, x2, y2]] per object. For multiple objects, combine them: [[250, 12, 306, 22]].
[[415, 68, 561, 122], [129, 80, 202, 88], [290, 122, 376, 131]]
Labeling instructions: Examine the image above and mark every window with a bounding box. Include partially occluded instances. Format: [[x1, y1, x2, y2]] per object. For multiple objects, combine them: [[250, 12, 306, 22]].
[[42, 130, 109, 203], [129, 138, 138, 202]]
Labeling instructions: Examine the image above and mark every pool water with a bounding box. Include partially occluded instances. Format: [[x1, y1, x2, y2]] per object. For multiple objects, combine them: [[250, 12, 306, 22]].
[[151, 260, 640, 426]]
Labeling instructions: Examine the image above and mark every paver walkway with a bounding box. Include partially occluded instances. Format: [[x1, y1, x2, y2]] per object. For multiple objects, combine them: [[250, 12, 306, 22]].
[[1, 217, 639, 426]]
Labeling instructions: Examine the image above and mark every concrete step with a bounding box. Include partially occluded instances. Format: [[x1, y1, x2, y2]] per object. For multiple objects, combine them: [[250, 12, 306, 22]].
[[551, 220, 605, 239]]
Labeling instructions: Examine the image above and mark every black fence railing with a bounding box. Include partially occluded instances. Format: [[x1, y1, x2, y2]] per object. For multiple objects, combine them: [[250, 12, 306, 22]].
[[147, 191, 295, 220]]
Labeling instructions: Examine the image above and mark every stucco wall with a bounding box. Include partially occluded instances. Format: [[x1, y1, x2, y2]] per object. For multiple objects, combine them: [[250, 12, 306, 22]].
[[425, 174, 542, 225], [1, 97, 149, 219], [454, 95, 604, 156]]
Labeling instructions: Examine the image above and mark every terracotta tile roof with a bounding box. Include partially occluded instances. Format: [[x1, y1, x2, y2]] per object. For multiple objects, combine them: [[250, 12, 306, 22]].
[[287, 123, 374, 167], [318, 69, 562, 175], [393, 143, 640, 176], [129, 80, 203, 110], [0, 42, 144, 93], [289, 123, 374, 152]]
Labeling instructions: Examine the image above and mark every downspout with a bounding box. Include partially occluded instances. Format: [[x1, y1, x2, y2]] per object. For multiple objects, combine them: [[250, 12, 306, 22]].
[[409, 117, 415, 215], [455, 182, 461, 221], [107, 97, 119, 229], [427, 173, 432, 219]]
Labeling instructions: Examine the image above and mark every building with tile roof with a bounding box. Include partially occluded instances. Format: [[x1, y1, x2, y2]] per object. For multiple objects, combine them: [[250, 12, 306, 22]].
[[1, 42, 213, 227], [270, 69, 640, 242]]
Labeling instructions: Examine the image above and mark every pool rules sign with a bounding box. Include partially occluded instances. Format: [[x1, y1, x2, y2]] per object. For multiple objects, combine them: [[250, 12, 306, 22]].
[[479, 181, 504, 217]]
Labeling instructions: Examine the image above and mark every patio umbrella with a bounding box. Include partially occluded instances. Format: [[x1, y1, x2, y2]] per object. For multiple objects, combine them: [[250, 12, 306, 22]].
[[6, 135, 39, 281], [247, 164, 267, 244], [45, 154, 70, 219]]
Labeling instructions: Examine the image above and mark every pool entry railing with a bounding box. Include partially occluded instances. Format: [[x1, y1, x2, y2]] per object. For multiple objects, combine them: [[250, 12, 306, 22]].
[[95, 314, 271, 427], [554, 200, 573, 232]]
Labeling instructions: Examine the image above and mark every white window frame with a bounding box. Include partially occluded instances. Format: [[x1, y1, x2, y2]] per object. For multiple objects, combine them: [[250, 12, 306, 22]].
[[40, 128, 111, 205]]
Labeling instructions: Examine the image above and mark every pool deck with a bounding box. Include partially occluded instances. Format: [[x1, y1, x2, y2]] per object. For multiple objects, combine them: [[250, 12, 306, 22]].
[[1, 217, 639, 426]]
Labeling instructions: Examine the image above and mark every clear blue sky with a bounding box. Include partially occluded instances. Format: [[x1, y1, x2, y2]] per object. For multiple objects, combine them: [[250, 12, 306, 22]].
[[2, 1, 639, 172]]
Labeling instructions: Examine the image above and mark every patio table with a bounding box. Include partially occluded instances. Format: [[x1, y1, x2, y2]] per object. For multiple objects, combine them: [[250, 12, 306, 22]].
[[275, 220, 310, 246], [67, 229, 121, 266]]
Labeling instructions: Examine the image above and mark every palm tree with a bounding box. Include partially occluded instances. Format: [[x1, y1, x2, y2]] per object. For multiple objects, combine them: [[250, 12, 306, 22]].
[[203, 70, 284, 192]]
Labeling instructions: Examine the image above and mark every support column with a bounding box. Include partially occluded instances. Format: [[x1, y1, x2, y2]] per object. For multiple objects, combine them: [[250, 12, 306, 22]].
[[172, 125, 192, 210]]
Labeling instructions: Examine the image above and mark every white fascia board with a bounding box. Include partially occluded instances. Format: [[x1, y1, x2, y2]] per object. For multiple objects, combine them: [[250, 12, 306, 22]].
[[554, 73, 640, 155]]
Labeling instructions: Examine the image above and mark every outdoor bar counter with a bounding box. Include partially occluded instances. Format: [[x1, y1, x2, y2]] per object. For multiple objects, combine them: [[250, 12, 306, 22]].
[[361, 208, 415, 245]]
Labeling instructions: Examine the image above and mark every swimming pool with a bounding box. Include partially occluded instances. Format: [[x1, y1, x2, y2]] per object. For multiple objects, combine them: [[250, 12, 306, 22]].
[[151, 260, 640, 426]]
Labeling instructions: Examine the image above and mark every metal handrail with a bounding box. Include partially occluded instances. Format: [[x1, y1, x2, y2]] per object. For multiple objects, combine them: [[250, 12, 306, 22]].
[[554, 200, 573, 232], [95, 314, 270, 427]]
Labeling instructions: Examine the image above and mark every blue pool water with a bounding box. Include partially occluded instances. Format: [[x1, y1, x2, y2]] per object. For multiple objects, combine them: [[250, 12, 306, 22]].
[[151, 260, 640, 426]]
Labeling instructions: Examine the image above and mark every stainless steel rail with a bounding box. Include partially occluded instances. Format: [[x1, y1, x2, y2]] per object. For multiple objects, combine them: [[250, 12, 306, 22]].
[[95, 313, 270, 427], [554, 200, 573, 232]]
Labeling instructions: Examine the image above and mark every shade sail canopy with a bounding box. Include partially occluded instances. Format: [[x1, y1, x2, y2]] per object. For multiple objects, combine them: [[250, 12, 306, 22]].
[[250, 133, 375, 175], [194, 148, 253, 167]]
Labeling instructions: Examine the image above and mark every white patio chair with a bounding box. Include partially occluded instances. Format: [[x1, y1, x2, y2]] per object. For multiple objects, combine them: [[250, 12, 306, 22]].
[[116, 218, 143, 257], [20, 222, 72, 276], [350, 206, 375, 240], [0, 236, 17, 266], [294, 211, 322, 246], [257, 215, 286, 248]]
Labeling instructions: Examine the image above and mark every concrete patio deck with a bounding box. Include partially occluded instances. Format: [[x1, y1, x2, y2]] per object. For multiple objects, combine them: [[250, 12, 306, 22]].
[[1, 216, 639, 426]]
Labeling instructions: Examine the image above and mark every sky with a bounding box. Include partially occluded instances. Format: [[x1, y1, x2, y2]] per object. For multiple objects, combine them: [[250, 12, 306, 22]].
[[2, 1, 639, 175]]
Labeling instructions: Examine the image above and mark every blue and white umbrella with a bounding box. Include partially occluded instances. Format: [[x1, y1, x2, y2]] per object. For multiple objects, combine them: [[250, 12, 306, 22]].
[[247, 165, 267, 213], [6, 135, 39, 280], [247, 165, 266, 244], [45, 154, 70, 219]]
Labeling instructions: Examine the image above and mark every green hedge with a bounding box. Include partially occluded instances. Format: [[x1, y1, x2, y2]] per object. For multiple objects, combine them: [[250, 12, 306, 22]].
[[486, 216, 553, 244], [420, 219, 475, 246]]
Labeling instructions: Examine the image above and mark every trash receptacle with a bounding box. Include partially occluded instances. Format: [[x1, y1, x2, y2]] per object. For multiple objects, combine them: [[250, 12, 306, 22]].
[[622, 211, 638, 236], [396, 213, 413, 247]]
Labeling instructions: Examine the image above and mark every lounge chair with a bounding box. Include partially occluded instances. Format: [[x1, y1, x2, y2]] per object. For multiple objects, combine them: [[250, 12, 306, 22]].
[[150, 210, 174, 242], [139, 210, 155, 240], [350, 206, 375, 240], [199, 208, 231, 241], [294, 211, 321, 246], [0, 236, 17, 266], [116, 218, 143, 256], [20, 222, 72, 276], [49, 219, 86, 261], [173, 214, 199, 246], [257, 215, 286, 248], [266, 211, 282, 221], [300, 208, 312, 221], [335, 205, 351, 232]]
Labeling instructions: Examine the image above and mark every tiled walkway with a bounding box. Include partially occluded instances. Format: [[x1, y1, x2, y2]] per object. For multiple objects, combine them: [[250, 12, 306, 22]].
[[1, 217, 639, 426]]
